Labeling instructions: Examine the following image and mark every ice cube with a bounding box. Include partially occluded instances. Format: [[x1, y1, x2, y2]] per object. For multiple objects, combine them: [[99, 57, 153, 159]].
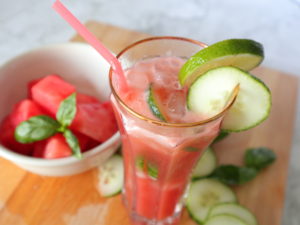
[[126, 70, 149, 90], [166, 90, 186, 122]]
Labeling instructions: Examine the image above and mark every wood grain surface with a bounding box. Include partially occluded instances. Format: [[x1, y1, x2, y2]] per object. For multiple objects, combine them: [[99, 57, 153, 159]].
[[0, 21, 298, 225]]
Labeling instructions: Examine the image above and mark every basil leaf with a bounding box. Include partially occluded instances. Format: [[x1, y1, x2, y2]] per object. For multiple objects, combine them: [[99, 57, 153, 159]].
[[209, 165, 257, 185], [244, 147, 276, 170], [135, 157, 145, 171], [148, 162, 158, 179], [57, 93, 77, 127], [212, 130, 230, 144], [15, 115, 60, 143], [63, 129, 82, 159]]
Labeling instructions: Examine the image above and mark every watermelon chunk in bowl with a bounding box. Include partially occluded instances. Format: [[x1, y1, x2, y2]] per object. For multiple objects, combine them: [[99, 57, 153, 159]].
[[31, 75, 118, 143], [0, 43, 120, 176]]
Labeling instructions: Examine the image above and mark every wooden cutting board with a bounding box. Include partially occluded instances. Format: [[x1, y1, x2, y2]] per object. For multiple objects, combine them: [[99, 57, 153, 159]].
[[0, 21, 298, 225]]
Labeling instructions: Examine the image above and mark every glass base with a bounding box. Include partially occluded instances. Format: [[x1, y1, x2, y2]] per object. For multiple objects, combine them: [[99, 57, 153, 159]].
[[122, 193, 183, 225], [129, 210, 182, 225]]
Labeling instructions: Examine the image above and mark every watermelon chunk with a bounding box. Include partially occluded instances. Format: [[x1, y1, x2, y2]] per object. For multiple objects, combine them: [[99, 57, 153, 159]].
[[0, 116, 33, 155], [33, 133, 72, 159], [27, 78, 42, 99], [77, 93, 101, 104], [0, 100, 47, 155], [31, 75, 75, 115], [10, 99, 46, 127], [71, 101, 118, 143]]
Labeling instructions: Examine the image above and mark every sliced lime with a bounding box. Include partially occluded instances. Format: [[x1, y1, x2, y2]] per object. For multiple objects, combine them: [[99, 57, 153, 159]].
[[179, 39, 264, 86]]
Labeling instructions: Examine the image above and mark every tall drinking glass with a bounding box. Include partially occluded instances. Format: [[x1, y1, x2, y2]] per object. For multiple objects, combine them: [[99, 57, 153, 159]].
[[109, 37, 235, 225]]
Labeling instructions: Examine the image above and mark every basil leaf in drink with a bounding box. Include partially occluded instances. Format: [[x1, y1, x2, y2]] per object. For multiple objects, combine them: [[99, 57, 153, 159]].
[[63, 129, 82, 159], [135, 157, 145, 171], [244, 147, 276, 170], [57, 93, 77, 127], [209, 165, 257, 185], [148, 162, 158, 179], [15, 115, 60, 143]]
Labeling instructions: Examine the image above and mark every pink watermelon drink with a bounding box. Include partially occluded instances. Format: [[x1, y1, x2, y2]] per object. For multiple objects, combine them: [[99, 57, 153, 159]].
[[109, 37, 230, 225]]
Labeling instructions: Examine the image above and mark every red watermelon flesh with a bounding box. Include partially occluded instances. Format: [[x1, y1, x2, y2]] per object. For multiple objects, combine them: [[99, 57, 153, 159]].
[[72, 131, 90, 152], [31, 75, 75, 115], [27, 78, 42, 99], [10, 99, 46, 127], [71, 101, 118, 143], [33, 133, 72, 159], [0, 99, 46, 155], [77, 93, 101, 104], [0, 116, 33, 155]]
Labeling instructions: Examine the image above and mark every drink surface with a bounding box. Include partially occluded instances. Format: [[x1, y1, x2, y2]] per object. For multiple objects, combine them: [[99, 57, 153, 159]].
[[118, 56, 204, 123]]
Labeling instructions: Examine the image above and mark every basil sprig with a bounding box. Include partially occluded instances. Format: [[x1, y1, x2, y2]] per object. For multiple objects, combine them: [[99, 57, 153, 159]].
[[63, 128, 81, 158], [57, 93, 77, 128], [15, 93, 82, 159], [15, 116, 60, 143]]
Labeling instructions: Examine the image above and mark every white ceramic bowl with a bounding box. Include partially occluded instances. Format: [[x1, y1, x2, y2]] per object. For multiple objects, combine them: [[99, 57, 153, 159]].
[[0, 43, 120, 176]]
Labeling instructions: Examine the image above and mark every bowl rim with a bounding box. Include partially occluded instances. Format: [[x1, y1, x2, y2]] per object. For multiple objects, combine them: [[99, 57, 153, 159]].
[[0, 42, 98, 69], [0, 132, 120, 166], [0, 42, 121, 166]]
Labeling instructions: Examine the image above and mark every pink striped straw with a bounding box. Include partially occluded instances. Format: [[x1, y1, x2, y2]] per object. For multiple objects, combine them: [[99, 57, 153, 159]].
[[52, 0, 128, 91]]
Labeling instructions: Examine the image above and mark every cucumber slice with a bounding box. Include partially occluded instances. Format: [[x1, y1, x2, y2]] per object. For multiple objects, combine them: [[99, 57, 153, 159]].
[[147, 84, 167, 121], [204, 214, 248, 225], [186, 178, 237, 223], [188, 66, 271, 132], [208, 203, 257, 225], [192, 147, 217, 179], [99, 154, 124, 197], [179, 39, 264, 87]]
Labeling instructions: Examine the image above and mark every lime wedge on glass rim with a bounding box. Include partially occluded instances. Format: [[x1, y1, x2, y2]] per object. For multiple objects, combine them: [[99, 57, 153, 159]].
[[179, 39, 264, 87], [179, 39, 271, 132]]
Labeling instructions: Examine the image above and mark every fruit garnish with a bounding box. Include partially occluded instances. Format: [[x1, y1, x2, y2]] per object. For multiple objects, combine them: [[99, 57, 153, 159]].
[[179, 39, 264, 87]]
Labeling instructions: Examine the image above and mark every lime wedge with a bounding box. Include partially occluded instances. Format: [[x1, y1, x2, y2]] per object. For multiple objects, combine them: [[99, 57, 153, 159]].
[[179, 39, 264, 86]]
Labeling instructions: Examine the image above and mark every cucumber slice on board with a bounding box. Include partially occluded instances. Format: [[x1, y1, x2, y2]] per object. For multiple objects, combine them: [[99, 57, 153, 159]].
[[179, 39, 264, 87], [208, 203, 258, 225], [192, 147, 217, 179], [187, 66, 271, 132], [186, 178, 237, 224], [204, 214, 249, 225], [99, 154, 124, 197]]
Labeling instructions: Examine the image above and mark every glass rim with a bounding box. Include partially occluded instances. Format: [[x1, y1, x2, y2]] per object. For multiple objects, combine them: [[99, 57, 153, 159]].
[[109, 36, 238, 128]]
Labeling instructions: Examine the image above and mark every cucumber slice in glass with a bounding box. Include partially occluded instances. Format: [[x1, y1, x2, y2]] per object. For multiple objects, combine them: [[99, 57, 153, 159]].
[[179, 39, 264, 87], [204, 214, 249, 225], [208, 203, 258, 225], [188, 66, 271, 132], [186, 178, 237, 224], [147, 84, 167, 121], [99, 154, 124, 197], [192, 147, 217, 179]]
